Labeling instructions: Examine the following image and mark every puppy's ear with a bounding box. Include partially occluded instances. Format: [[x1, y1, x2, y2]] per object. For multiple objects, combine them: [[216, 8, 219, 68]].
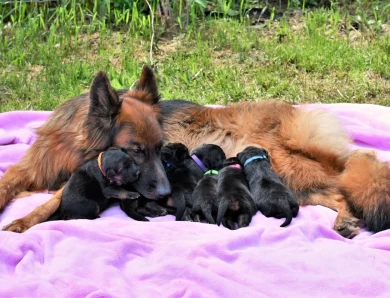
[[134, 65, 160, 105], [86, 71, 122, 150], [176, 146, 190, 162]]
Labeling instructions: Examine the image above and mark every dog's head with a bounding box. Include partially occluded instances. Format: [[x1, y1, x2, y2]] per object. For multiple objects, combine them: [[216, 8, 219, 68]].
[[160, 143, 190, 173], [237, 146, 269, 167], [191, 144, 226, 171], [86, 66, 170, 200], [102, 148, 140, 185]]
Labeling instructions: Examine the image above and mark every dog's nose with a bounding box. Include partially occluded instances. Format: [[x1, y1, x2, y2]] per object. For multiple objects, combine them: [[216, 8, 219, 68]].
[[156, 183, 171, 199]]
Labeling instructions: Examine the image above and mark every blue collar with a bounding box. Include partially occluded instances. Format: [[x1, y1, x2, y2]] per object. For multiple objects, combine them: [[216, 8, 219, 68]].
[[243, 155, 268, 167]]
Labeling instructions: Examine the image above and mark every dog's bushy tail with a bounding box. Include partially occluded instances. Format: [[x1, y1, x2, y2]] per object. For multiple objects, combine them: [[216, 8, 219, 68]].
[[339, 150, 390, 232], [280, 108, 351, 165], [216, 198, 230, 226]]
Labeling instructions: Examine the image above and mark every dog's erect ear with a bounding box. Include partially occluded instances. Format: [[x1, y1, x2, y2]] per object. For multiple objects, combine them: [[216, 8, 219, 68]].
[[89, 71, 122, 119], [86, 71, 122, 150], [134, 65, 160, 105]]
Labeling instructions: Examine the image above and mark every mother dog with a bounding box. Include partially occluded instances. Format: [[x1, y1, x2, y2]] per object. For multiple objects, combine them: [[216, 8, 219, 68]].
[[1, 66, 390, 238]]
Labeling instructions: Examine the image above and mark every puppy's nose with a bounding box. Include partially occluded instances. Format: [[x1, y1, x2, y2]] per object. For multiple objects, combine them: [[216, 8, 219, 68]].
[[156, 183, 171, 199]]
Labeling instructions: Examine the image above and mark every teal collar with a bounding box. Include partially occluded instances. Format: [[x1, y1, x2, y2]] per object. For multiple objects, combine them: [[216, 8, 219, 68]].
[[243, 155, 268, 167]]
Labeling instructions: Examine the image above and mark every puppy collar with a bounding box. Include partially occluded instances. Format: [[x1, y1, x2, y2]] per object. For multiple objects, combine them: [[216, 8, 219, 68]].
[[243, 155, 268, 167], [97, 152, 106, 177], [191, 154, 208, 172], [229, 163, 242, 169], [204, 170, 219, 175]]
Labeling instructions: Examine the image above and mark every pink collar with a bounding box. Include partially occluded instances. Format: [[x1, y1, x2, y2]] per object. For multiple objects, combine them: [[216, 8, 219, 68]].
[[229, 163, 242, 170]]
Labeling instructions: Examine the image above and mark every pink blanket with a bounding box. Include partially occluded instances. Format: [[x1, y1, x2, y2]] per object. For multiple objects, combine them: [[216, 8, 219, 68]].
[[0, 104, 390, 298]]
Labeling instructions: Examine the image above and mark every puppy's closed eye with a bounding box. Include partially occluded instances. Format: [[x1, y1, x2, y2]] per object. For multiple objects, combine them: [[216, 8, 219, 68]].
[[106, 168, 116, 177], [122, 162, 131, 169]]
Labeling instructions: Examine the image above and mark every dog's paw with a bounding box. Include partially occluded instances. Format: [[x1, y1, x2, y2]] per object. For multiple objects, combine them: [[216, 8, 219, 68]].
[[2, 219, 30, 233], [334, 213, 361, 239]]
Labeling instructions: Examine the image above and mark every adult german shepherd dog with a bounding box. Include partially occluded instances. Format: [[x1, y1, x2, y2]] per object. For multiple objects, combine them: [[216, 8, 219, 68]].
[[1, 66, 390, 238], [1, 66, 170, 232]]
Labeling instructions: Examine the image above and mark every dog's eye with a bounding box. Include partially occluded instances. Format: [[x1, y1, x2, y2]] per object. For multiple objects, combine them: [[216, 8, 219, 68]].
[[133, 148, 142, 154]]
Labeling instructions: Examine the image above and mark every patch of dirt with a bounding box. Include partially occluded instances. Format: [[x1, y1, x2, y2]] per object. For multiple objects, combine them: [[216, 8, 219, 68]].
[[27, 65, 44, 81]]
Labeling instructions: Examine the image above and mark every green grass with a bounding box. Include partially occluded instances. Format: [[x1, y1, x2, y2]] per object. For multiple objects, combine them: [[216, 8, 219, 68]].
[[1, 1, 390, 112]]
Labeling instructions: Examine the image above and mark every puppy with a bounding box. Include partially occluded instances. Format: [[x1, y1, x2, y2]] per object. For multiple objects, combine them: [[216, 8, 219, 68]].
[[216, 157, 257, 230], [160, 143, 198, 221], [48, 148, 140, 221], [237, 146, 299, 227], [191, 144, 226, 224]]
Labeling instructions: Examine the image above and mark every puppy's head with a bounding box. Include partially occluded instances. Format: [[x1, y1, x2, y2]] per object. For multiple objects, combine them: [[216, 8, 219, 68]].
[[161, 143, 190, 172], [237, 146, 269, 167], [101, 148, 140, 185], [191, 144, 226, 170]]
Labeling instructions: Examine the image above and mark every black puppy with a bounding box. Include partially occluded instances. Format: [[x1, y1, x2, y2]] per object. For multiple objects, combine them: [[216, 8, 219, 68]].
[[216, 157, 257, 230], [237, 146, 299, 227], [48, 148, 141, 221], [191, 144, 226, 224], [160, 143, 198, 221]]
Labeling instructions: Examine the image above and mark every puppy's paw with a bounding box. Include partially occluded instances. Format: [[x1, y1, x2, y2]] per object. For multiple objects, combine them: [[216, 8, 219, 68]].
[[2, 219, 30, 233], [149, 207, 168, 217], [237, 213, 252, 229], [259, 193, 299, 227], [127, 192, 140, 200], [181, 208, 193, 222], [222, 217, 237, 230], [143, 202, 168, 217]]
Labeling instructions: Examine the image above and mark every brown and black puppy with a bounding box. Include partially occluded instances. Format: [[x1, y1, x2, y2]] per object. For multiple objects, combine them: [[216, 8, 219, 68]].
[[48, 148, 141, 221], [190, 144, 226, 224], [216, 157, 257, 230], [237, 146, 299, 227], [160, 143, 198, 221]]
